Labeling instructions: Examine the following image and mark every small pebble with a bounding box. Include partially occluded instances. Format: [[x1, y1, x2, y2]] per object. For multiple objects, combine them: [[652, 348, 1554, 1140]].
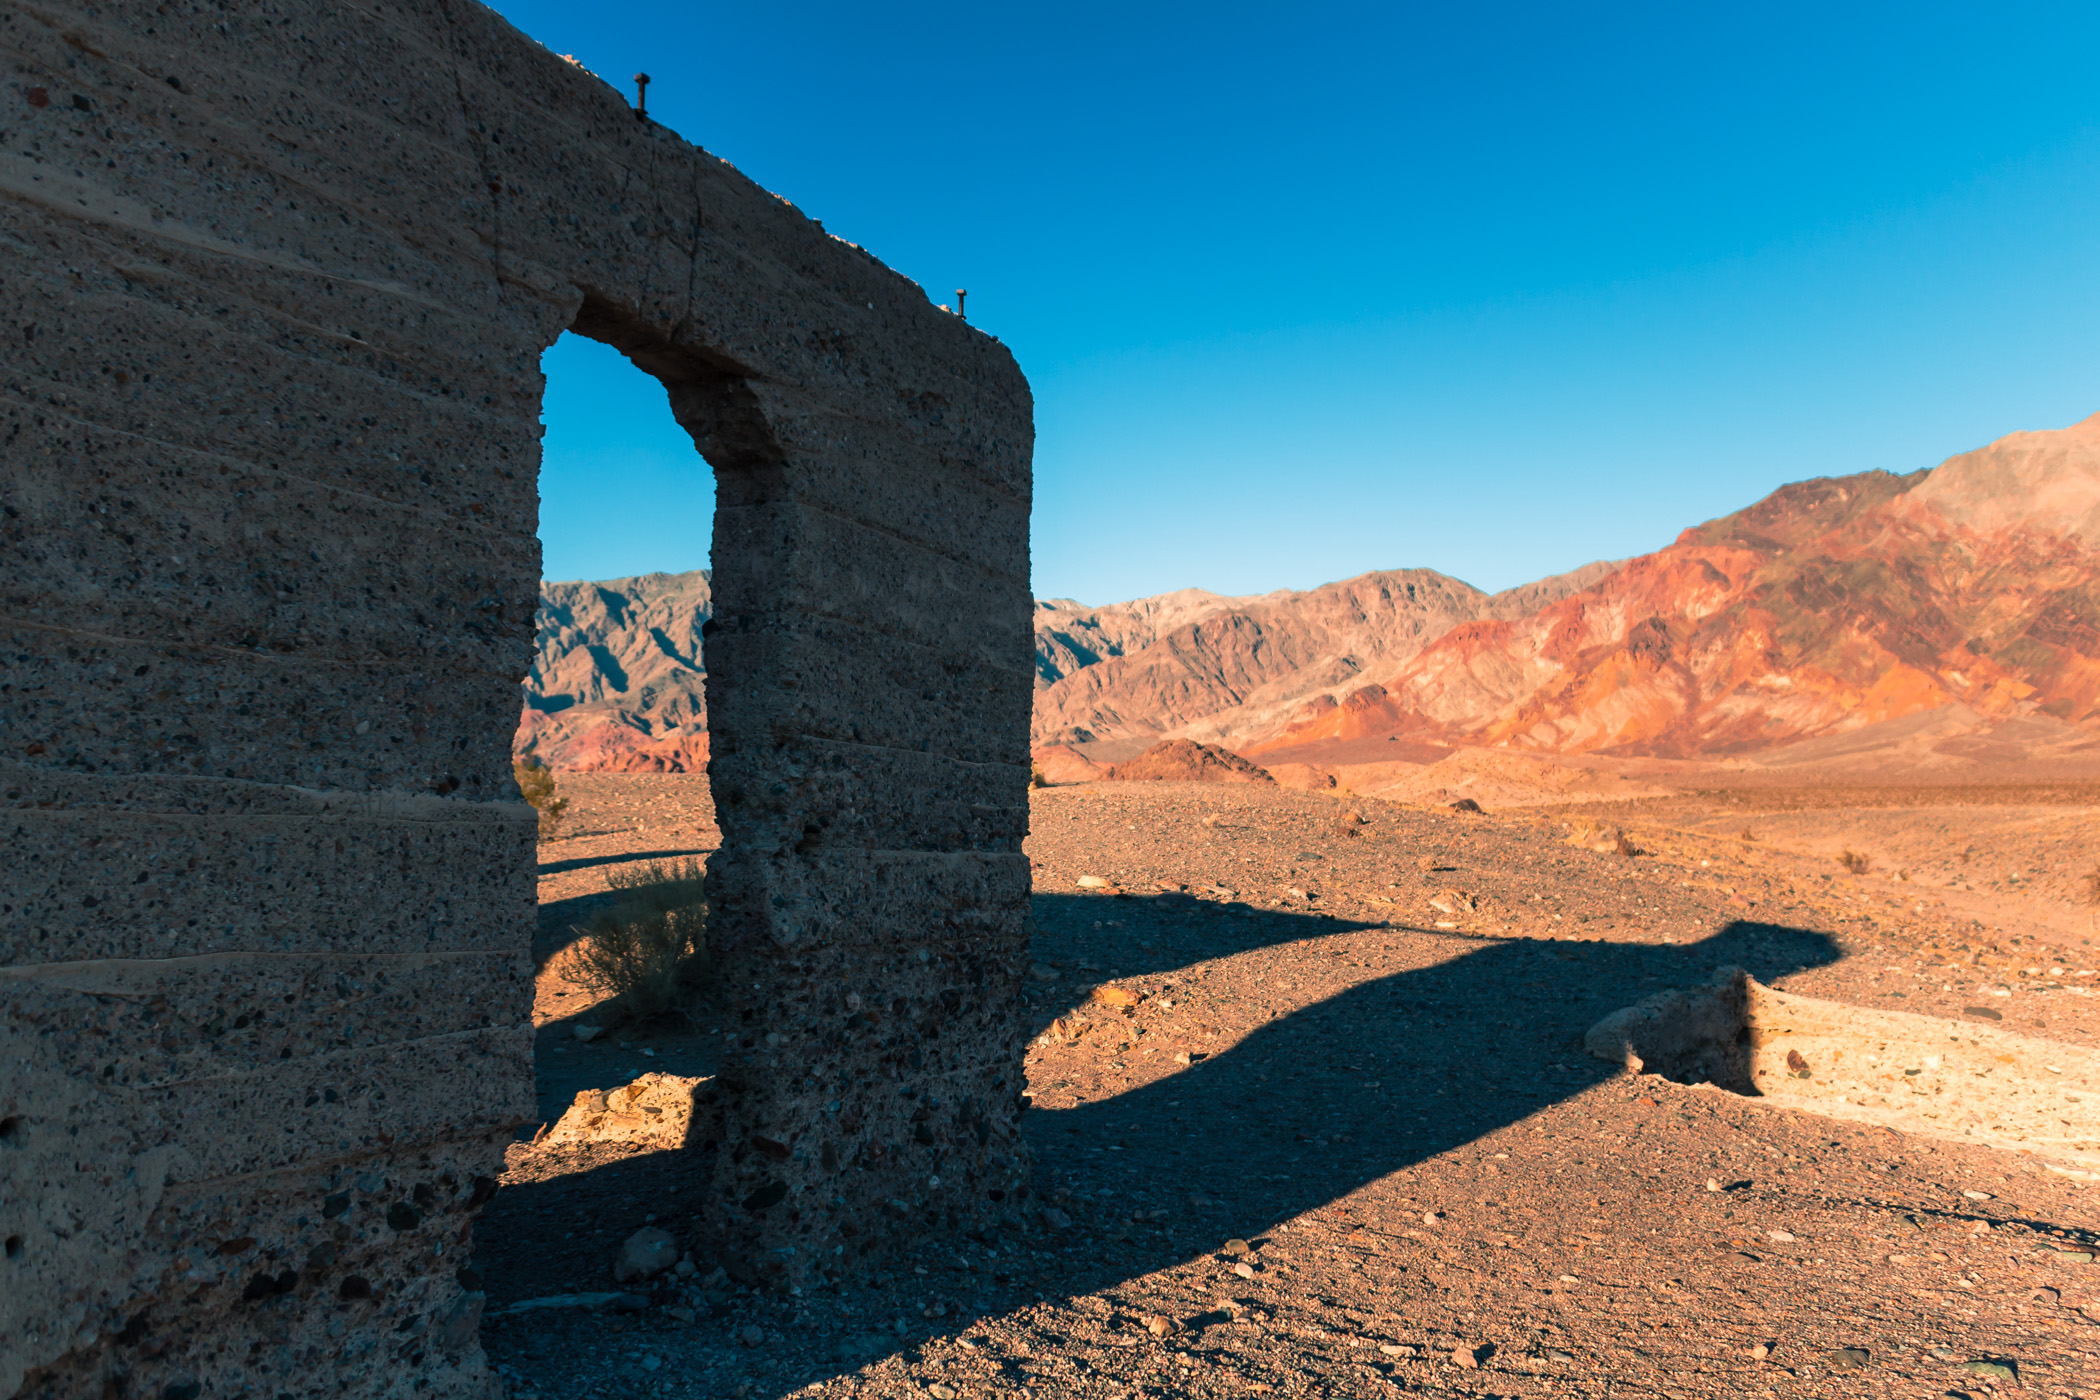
[[739, 1325, 765, 1348]]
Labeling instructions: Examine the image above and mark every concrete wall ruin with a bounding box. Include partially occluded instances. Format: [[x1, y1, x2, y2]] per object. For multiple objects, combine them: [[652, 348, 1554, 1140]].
[[0, 4, 1036, 1397]]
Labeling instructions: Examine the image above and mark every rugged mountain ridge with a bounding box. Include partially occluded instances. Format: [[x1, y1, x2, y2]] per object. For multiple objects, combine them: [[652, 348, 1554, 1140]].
[[1249, 411, 2100, 762], [518, 412, 2100, 775], [516, 570, 712, 772], [1030, 561, 1622, 754]]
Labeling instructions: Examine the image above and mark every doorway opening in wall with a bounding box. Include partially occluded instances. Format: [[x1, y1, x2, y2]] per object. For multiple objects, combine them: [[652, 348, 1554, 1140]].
[[478, 328, 730, 1308]]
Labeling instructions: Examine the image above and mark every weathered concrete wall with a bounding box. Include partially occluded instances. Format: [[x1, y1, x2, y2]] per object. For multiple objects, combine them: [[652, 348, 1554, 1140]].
[[0, 3, 1034, 1397]]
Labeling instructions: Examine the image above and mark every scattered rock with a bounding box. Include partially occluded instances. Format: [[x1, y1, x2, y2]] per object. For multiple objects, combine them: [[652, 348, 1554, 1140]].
[[1043, 1208, 1073, 1230], [613, 1226, 677, 1283], [572, 1023, 605, 1043], [739, 1325, 766, 1348], [928, 1386, 959, 1400], [1959, 1359, 2017, 1382], [1377, 1343, 1412, 1358], [1449, 798, 1483, 814], [1826, 1347, 1869, 1369], [1076, 874, 1111, 889], [1766, 1229, 1796, 1243], [1091, 985, 1142, 1009], [1221, 1238, 1251, 1257], [535, 1074, 707, 1154], [1749, 1343, 1770, 1360], [1450, 1343, 1481, 1368], [1143, 1315, 1174, 1338], [1232, 1262, 1255, 1279], [1029, 964, 1061, 982]]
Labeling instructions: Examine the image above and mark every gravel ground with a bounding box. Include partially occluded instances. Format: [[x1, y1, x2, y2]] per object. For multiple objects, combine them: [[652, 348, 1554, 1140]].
[[475, 777, 2100, 1399]]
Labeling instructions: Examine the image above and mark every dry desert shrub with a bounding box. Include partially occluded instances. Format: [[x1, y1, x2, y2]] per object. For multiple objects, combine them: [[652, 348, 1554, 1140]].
[[1837, 849, 1871, 876], [1030, 766, 1049, 789], [513, 756, 569, 840], [560, 858, 708, 1022]]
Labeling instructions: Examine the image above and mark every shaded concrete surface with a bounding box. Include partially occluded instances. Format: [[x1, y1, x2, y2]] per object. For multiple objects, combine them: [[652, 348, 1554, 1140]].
[[0, 1, 1031, 1394]]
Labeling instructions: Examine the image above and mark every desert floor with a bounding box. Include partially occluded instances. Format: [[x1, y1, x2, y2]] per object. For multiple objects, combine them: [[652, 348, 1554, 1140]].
[[475, 774, 2100, 1400]]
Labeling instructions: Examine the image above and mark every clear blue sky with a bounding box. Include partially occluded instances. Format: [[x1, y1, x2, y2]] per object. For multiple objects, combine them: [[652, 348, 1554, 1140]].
[[513, 1, 2100, 603]]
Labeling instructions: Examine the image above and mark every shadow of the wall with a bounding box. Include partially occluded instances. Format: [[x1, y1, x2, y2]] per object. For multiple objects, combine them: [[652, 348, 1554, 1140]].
[[532, 846, 714, 968], [476, 892, 1839, 1389], [1012, 896, 1837, 1304], [538, 846, 715, 878]]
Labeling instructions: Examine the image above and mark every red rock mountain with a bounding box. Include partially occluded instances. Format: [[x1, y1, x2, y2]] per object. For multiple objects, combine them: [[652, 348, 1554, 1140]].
[[516, 570, 711, 772], [1247, 411, 2100, 762], [523, 412, 2100, 774], [1031, 563, 1621, 753]]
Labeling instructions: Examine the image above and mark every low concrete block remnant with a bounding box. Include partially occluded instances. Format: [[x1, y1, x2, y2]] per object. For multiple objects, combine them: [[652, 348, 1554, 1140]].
[[0, 3, 1035, 1397], [1589, 969, 2100, 1168]]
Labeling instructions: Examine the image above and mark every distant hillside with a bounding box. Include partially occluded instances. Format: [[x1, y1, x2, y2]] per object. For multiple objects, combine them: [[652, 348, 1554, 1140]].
[[1030, 562, 1621, 756], [1246, 411, 2100, 762], [520, 412, 2100, 777], [516, 570, 711, 772]]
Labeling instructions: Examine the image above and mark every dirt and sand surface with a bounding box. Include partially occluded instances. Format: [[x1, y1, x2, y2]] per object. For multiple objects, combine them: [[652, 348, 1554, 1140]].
[[474, 770, 2100, 1400]]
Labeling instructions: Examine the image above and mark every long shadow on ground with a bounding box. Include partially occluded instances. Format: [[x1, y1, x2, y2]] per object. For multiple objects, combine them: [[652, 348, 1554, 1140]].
[[1014, 894, 1838, 1291], [476, 893, 1838, 1391]]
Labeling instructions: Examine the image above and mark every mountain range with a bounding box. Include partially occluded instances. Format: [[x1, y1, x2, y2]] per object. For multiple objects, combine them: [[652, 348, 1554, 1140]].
[[519, 411, 2100, 783], [517, 570, 712, 773]]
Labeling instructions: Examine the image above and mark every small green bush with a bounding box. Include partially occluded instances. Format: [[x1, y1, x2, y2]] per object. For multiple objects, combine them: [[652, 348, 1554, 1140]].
[[560, 858, 708, 1022], [513, 756, 569, 840]]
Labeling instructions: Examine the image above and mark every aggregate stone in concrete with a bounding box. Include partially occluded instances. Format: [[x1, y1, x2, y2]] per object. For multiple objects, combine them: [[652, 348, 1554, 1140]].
[[0, 3, 1034, 1397]]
